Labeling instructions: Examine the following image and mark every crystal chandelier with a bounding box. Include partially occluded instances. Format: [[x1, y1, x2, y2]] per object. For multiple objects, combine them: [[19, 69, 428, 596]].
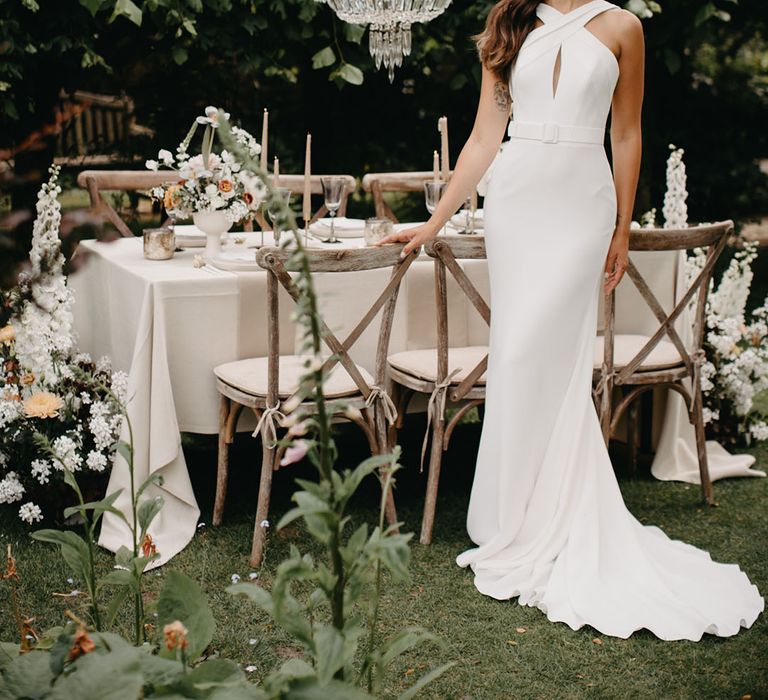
[[325, 0, 452, 81]]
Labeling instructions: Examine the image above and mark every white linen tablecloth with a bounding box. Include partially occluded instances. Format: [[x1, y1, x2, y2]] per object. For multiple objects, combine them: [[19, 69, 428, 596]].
[[70, 233, 762, 566]]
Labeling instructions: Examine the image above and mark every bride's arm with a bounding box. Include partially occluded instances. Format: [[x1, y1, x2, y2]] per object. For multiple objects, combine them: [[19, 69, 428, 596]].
[[604, 11, 645, 294], [375, 64, 511, 254]]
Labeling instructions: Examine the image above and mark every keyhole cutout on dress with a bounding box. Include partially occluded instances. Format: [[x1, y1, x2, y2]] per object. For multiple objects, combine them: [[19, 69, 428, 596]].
[[552, 45, 562, 99]]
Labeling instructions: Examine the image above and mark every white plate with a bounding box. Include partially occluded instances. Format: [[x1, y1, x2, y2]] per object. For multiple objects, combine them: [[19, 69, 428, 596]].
[[309, 217, 366, 239]]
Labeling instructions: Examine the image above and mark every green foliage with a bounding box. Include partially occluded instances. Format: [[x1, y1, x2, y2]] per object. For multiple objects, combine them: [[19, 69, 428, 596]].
[[220, 117, 453, 697], [157, 570, 216, 661]]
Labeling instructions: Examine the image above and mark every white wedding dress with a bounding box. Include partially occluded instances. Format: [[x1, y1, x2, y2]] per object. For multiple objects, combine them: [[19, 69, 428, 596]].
[[456, 0, 764, 640]]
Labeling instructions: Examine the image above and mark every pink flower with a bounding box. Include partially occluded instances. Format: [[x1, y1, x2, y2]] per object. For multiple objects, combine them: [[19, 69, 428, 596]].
[[280, 440, 309, 467]]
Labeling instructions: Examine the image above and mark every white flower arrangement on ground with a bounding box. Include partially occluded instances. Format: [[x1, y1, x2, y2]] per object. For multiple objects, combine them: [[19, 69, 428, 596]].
[[688, 241, 768, 444], [633, 145, 767, 444], [0, 167, 127, 524], [146, 106, 267, 224]]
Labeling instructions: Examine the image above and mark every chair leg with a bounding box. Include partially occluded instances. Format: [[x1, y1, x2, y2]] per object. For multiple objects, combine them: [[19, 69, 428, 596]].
[[213, 395, 231, 526], [373, 406, 399, 530], [627, 398, 640, 477], [692, 385, 715, 506], [420, 418, 445, 545], [599, 381, 612, 446], [250, 436, 275, 567]]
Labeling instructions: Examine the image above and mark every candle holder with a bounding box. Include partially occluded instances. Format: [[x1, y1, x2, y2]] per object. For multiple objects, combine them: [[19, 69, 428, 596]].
[[143, 227, 176, 260]]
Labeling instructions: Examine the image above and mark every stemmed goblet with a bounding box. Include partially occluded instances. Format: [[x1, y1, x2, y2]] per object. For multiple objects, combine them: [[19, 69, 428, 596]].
[[267, 188, 291, 247], [424, 181, 447, 235], [320, 176, 346, 244]]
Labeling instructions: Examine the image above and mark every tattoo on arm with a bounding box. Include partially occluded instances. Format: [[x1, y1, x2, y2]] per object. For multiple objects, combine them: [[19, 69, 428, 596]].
[[493, 81, 511, 112]]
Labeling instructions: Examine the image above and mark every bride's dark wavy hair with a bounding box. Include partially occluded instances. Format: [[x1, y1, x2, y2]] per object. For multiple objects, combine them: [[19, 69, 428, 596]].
[[475, 0, 540, 80]]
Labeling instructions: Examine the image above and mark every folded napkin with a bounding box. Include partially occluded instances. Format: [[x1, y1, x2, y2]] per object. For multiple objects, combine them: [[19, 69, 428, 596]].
[[450, 209, 485, 229], [309, 217, 366, 238]]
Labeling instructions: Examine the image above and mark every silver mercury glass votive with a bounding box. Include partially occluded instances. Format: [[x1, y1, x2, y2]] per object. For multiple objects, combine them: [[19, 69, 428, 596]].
[[143, 227, 176, 260], [364, 217, 394, 246]]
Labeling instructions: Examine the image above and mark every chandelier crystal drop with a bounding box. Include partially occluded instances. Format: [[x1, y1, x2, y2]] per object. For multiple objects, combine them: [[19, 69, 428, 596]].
[[325, 0, 452, 81]]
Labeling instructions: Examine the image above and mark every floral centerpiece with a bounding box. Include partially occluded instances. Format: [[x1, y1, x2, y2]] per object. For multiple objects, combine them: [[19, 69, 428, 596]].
[[145, 106, 267, 257], [0, 167, 127, 524]]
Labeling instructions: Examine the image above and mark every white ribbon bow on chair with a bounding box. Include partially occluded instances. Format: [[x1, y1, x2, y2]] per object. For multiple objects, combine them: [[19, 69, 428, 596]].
[[252, 403, 286, 448], [420, 367, 462, 472], [365, 385, 398, 426]]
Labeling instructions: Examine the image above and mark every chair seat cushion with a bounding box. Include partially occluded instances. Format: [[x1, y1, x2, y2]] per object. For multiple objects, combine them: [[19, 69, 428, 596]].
[[387, 346, 488, 384], [593, 334, 684, 371], [214, 355, 374, 398]]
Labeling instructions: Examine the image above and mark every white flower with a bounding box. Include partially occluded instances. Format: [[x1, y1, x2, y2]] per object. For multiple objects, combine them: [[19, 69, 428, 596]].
[[248, 572, 259, 581], [248, 638, 258, 645], [244, 665, 257, 673], [146, 159, 159, 171], [196, 106, 230, 128], [231, 573, 241, 584], [52, 435, 82, 472], [0, 472, 25, 504], [86, 450, 108, 472], [750, 421, 768, 442], [663, 145, 687, 229], [13, 166, 74, 384], [158, 149, 174, 166], [111, 370, 129, 405], [0, 398, 22, 429], [31, 459, 52, 484], [225, 199, 248, 224], [19, 502, 43, 524], [96, 355, 112, 373]]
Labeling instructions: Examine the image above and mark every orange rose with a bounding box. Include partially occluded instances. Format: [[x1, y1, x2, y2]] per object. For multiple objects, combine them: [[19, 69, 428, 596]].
[[218, 179, 233, 193], [0, 325, 14, 345], [68, 627, 96, 661], [141, 533, 157, 559], [163, 185, 179, 211], [164, 620, 189, 652]]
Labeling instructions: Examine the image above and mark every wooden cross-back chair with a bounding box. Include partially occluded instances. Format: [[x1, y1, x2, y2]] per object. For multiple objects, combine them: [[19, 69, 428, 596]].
[[55, 90, 154, 167], [212, 244, 419, 566], [594, 221, 732, 505], [77, 169, 180, 238], [253, 174, 356, 231], [362, 171, 454, 223], [387, 236, 489, 544]]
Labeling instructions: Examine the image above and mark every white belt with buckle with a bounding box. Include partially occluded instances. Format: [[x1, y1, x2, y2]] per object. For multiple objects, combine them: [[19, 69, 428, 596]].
[[507, 121, 605, 145]]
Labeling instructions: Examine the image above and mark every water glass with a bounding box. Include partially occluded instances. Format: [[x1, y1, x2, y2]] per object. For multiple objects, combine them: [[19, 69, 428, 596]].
[[321, 176, 346, 244], [364, 217, 393, 246], [424, 181, 447, 234]]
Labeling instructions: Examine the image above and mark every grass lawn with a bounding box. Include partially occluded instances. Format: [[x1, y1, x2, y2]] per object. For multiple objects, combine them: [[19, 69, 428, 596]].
[[1, 415, 767, 699]]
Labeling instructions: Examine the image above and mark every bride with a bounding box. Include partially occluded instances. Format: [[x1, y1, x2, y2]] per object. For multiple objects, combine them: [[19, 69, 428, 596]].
[[377, 0, 763, 640]]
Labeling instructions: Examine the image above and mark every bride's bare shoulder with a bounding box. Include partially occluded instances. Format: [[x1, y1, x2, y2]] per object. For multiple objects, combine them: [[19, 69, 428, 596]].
[[608, 8, 644, 40]]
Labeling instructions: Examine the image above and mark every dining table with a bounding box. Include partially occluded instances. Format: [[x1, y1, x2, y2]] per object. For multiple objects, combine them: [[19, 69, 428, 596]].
[[69, 224, 763, 566]]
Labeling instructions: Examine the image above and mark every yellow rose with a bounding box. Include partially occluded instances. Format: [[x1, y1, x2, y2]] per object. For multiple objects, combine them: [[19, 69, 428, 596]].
[[0, 325, 15, 345], [23, 392, 64, 419]]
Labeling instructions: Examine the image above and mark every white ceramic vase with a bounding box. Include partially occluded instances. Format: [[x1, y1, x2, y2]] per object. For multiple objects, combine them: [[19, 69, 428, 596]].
[[193, 210, 232, 259]]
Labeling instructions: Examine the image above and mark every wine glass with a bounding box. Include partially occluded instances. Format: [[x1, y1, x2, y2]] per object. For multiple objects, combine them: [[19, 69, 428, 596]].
[[459, 195, 477, 235], [267, 188, 291, 246], [320, 176, 346, 244], [424, 181, 447, 235]]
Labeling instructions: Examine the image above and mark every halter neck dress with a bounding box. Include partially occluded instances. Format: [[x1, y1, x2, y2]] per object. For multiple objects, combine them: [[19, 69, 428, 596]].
[[456, 0, 763, 640]]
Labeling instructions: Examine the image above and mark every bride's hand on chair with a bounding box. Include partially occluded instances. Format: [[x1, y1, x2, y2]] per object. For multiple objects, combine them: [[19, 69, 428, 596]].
[[373, 222, 439, 257], [603, 228, 630, 294]]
